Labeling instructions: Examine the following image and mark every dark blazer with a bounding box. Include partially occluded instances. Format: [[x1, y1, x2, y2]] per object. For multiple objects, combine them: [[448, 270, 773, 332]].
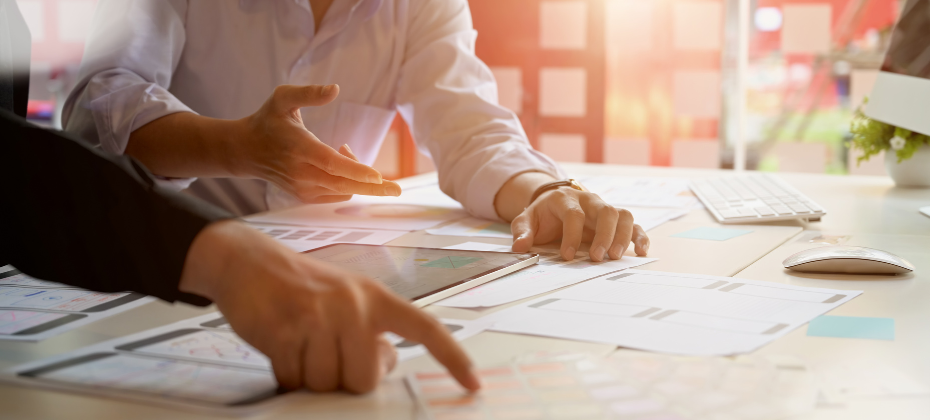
[[0, 110, 232, 305]]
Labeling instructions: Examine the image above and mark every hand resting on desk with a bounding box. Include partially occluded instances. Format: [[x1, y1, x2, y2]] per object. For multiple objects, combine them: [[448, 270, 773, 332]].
[[496, 172, 650, 261], [178, 220, 480, 393]]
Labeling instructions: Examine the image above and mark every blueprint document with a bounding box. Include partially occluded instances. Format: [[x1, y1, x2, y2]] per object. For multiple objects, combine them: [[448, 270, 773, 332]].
[[435, 243, 656, 308], [0, 271, 153, 341], [1, 313, 493, 414], [484, 270, 862, 356]]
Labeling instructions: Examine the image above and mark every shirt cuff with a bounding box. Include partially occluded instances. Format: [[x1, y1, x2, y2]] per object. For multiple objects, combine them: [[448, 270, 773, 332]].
[[464, 145, 566, 221]]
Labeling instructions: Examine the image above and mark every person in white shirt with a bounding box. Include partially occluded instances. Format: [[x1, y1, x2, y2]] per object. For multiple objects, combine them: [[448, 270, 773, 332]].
[[63, 0, 650, 390]]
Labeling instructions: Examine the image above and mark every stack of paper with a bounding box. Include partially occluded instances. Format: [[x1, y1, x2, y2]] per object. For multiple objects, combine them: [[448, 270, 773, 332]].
[[484, 270, 862, 356]]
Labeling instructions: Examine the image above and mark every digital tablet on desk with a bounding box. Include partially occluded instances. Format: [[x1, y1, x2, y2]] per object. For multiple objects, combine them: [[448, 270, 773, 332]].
[[302, 244, 538, 307]]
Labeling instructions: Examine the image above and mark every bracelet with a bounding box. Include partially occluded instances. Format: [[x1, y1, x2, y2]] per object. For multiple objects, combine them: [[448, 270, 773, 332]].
[[529, 179, 586, 205]]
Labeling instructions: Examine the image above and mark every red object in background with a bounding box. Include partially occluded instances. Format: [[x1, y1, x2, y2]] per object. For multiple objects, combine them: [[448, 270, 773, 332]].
[[26, 100, 54, 121]]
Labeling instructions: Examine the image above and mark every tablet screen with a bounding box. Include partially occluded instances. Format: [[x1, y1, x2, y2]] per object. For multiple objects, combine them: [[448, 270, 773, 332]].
[[303, 245, 536, 301]]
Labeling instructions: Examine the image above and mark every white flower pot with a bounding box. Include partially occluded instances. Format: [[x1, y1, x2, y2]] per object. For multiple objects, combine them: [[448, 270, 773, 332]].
[[885, 143, 930, 188]]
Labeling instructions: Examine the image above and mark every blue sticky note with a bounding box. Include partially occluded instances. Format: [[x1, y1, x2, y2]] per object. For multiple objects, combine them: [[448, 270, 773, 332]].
[[671, 227, 752, 241], [807, 316, 895, 341]]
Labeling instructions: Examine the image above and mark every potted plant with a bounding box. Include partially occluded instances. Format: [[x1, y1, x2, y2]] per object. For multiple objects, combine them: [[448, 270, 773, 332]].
[[850, 101, 930, 187]]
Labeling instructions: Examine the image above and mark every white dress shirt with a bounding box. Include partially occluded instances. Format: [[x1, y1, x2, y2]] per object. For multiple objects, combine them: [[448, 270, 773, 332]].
[[63, 0, 563, 219]]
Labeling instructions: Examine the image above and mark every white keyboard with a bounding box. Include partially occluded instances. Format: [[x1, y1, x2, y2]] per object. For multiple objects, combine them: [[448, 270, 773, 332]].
[[690, 174, 826, 224]]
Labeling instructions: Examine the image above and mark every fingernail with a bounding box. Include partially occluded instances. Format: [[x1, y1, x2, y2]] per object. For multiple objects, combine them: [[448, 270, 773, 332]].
[[367, 174, 383, 184], [321, 84, 336, 96], [343, 144, 353, 154], [592, 246, 606, 261], [466, 369, 482, 391], [565, 246, 576, 260], [387, 184, 402, 196], [620, 246, 628, 257]]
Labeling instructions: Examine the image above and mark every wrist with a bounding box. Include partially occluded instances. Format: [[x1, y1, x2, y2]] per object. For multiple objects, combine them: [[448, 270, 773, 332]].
[[217, 117, 252, 178], [494, 171, 557, 221], [178, 220, 242, 301]]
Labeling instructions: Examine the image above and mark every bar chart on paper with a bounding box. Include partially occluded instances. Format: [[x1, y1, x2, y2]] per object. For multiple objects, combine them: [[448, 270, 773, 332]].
[[248, 223, 407, 252]]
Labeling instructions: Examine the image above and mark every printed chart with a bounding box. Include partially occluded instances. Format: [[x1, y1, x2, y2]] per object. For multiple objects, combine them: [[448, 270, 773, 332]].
[[487, 270, 862, 355], [247, 223, 407, 252], [0, 272, 152, 341]]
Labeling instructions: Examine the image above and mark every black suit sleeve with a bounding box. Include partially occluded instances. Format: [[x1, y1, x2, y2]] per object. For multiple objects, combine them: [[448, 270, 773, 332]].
[[0, 109, 233, 306]]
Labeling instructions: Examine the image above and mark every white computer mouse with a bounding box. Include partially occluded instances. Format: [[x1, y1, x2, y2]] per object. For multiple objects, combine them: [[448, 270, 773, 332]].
[[783, 246, 915, 275]]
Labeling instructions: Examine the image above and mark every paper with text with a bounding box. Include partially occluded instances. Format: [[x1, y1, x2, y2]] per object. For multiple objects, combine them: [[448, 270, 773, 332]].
[[436, 243, 656, 308], [484, 270, 861, 355]]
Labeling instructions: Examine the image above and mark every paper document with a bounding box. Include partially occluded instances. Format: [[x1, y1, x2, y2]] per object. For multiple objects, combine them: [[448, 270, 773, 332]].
[[436, 243, 656, 308], [247, 223, 406, 252], [0, 271, 153, 341], [485, 270, 862, 355], [247, 184, 468, 231], [408, 352, 816, 420], [581, 176, 701, 209], [426, 218, 512, 239], [627, 207, 689, 231], [427, 208, 686, 241], [1, 312, 491, 414]]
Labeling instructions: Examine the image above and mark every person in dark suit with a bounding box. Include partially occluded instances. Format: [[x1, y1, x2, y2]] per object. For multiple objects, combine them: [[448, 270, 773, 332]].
[[0, 0, 478, 394]]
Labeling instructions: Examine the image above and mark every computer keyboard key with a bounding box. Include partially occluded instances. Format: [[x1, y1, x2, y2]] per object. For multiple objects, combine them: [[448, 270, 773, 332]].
[[756, 207, 776, 216], [737, 208, 758, 217], [788, 203, 811, 213], [718, 209, 741, 219], [772, 205, 793, 215], [713, 202, 730, 210]]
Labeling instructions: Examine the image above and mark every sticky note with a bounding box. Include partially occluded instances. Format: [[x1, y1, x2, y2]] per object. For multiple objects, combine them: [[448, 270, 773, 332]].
[[540, 1, 587, 50], [781, 4, 832, 54], [672, 70, 721, 118], [606, 0, 654, 53], [673, 1, 723, 51], [539, 133, 586, 162], [672, 227, 752, 241], [807, 316, 894, 341], [539, 67, 587, 117]]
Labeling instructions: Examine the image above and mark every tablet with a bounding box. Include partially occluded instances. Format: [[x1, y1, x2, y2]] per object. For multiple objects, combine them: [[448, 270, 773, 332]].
[[302, 244, 538, 306]]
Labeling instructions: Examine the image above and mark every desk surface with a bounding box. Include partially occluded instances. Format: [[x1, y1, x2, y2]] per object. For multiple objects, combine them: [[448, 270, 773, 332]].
[[1, 164, 929, 420]]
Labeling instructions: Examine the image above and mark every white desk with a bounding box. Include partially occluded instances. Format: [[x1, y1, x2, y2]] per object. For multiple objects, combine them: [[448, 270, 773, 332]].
[[1, 164, 928, 419]]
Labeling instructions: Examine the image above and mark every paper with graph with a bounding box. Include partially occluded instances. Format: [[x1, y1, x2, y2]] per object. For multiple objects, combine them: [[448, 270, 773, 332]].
[[247, 222, 406, 252], [0, 313, 492, 413], [0, 270, 153, 341], [485, 270, 862, 356], [437, 243, 656, 308]]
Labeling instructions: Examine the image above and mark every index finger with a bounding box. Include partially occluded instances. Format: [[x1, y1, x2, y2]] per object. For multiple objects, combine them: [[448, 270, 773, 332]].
[[306, 141, 384, 184], [377, 294, 480, 391]]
